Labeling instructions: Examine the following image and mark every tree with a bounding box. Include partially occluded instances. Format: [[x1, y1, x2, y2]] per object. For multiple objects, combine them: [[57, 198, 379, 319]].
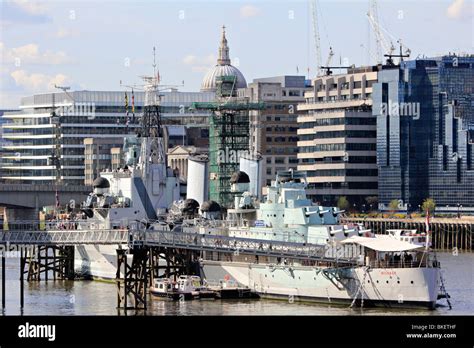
[[389, 199, 399, 212], [365, 196, 378, 211], [337, 196, 350, 211], [422, 198, 436, 214]]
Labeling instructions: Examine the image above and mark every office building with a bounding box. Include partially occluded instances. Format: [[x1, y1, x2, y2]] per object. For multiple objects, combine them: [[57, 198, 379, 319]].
[[297, 67, 379, 206], [374, 55, 474, 212], [238, 76, 310, 189], [1, 90, 213, 185]]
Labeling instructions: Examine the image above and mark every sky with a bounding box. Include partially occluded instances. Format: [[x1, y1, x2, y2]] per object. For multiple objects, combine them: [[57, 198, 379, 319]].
[[0, 0, 472, 108]]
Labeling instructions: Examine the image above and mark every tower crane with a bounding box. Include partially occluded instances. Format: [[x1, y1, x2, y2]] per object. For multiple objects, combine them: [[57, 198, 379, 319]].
[[325, 46, 334, 67], [310, 0, 322, 76], [367, 0, 411, 66], [367, 0, 394, 64]]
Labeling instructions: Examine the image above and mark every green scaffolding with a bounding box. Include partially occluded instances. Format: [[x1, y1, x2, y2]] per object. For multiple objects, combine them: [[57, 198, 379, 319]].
[[190, 75, 264, 208]]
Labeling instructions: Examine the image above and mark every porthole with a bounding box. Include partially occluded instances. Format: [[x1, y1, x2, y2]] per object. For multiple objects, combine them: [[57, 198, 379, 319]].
[[397, 281, 400, 284], [367, 280, 370, 283], [376, 280, 379, 283], [386, 280, 389, 284], [411, 281, 414, 284]]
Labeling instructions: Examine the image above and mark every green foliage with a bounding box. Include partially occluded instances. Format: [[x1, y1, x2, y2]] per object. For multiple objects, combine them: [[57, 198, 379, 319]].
[[365, 196, 378, 205], [337, 196, 350, 211], [389, 199, 399, 211], [422, 198, 436, 214]]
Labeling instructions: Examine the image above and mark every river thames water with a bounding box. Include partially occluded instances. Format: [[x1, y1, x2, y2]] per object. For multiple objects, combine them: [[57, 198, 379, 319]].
[[0, 252, 472, 316]]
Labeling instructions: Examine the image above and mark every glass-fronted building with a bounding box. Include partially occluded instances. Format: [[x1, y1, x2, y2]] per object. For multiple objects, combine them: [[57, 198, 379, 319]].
[[1, 90, 213, 185], [374, 55, 474, 212]]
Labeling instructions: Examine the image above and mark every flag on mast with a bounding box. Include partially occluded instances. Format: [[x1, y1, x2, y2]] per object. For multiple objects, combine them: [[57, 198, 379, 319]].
[[425, 209, 431, 249], [124, 91, 129, 125], [131, 89, 135, 114], [425, 209, 430, 233], [55, 189, 60, 208]]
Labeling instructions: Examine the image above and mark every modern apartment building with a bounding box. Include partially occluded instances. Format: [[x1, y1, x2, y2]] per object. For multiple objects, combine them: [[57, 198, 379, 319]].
[[84, 137, 125, 186], [1, 90, 213, 185], [374, 55, 474, 212], [238, 76, 310, 189], [297, 67, 379, 206]]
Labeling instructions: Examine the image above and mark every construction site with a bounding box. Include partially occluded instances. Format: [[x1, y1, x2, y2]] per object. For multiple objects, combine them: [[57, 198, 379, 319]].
[[191, 74, 264, 209]]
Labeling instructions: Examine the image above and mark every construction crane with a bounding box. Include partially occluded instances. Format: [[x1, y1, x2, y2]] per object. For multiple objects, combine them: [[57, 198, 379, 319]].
[[384, 39, 411, 66], [310, 0, 322, 76], [367, 0, 394, 64], [319, 46, 353, 76], [320, 64, 355, 76], [360, 43, 378, 64], [367, 0, 411, 66], [325, 46, 334, 67]]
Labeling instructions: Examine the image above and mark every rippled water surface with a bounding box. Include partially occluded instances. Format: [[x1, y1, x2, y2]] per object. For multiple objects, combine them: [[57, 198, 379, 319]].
[[1, 252, 472, 315]]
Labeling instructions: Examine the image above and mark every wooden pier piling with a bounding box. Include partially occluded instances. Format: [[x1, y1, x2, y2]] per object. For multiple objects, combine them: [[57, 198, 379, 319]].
[[20, 248, 24, 309], [1, 254, 5, 309]]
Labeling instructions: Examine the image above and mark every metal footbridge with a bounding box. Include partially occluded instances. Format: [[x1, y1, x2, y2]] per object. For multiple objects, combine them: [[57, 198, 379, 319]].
[[0, 228, 358, 264]]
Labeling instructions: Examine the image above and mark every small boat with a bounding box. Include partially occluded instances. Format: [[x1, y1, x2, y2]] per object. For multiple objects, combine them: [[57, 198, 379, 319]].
[[151, 275, 218, 301], [208, 279, 260, 299], [150, 278, 175, 298]]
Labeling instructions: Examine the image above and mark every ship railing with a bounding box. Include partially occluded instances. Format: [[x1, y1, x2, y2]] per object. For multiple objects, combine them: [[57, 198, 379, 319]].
[[136, 230, 358, 263], [0, 229, 128, 245], [366, 259, 430, 269]]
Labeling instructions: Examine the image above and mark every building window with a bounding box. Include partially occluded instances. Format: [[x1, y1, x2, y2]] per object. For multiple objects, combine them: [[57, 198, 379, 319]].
[[275, 157, 285, 164], [289, 90, 300, 97]]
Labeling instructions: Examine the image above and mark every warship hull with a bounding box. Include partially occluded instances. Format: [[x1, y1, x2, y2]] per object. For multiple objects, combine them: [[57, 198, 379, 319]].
[[75, 246, 440, 309], [199, 260, 440, 309]]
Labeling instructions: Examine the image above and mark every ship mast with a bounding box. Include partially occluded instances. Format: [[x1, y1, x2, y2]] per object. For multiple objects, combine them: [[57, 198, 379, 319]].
[[138, 46, 167, 168]]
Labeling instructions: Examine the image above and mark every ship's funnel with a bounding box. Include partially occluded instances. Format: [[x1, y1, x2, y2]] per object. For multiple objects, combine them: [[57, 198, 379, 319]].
[[187, 154, 209, 206], [92, 177, 110, 196]]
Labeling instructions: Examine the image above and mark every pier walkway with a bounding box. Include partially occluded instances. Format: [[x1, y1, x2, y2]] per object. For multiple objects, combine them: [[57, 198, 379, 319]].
[[0, 226, 359, 310], [0, 228, 357, 264]]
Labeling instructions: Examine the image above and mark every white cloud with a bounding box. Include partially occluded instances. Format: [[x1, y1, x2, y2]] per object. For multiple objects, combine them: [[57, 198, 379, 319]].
[[240, 5, 260, 18], [55, 28, 80, 39], [11, 0, 48, 15], [182, 55, 198, 65], [182, 54, 216, 73], [10, 69, 71, 91], [0, 42, 70, 65], [446, 0, 469, 19]]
